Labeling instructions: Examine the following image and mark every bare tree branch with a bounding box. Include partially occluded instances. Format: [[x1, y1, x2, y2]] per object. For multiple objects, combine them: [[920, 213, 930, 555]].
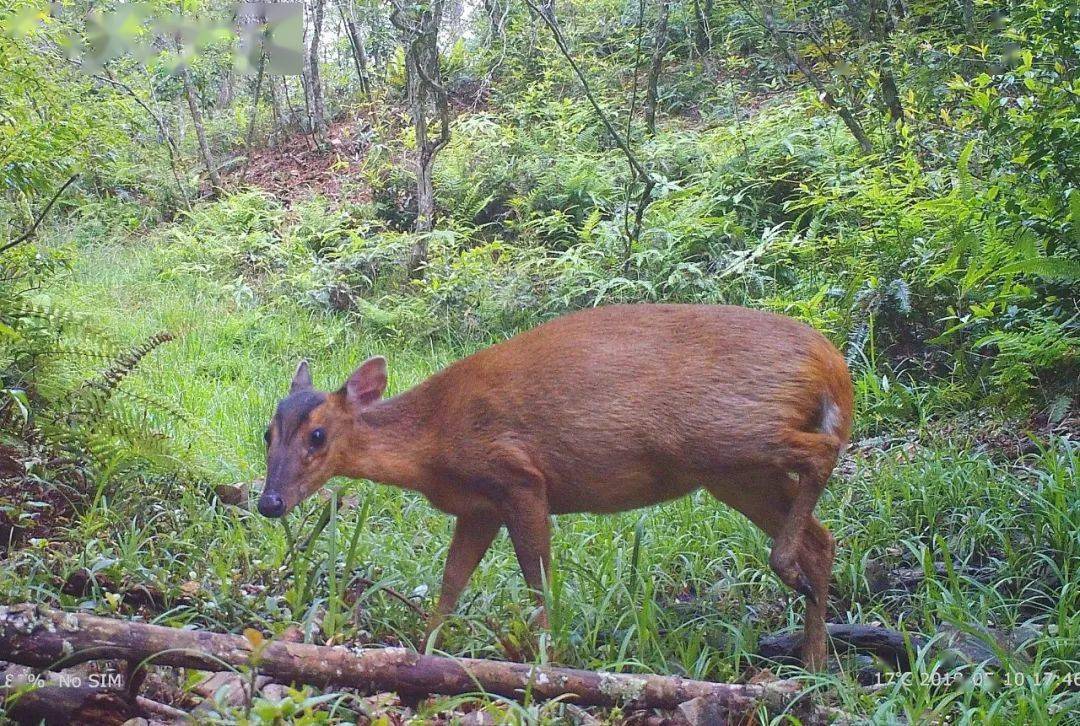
[[391, 0, 451, 271], [645, 0, 671, 137], [746, 1, 873, 154], [522, 0, 649, 180], [1, 174, 80, 255], [522, 0, 656, 252], [241, 51, 268, 181]]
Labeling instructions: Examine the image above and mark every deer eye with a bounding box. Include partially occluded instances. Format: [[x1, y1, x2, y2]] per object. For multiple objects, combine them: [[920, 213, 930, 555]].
[[309, 428, 326, 448]]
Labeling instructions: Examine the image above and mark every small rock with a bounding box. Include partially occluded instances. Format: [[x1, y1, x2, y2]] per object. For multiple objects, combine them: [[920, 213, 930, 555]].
[[279, 625, 305, 643], [214, 482, 254, 507], [61, 568, 117, 596], [193, 671, 241, 700], [747, 667, 777, 684], [260, 683, 287, 703], [675, 696, 729, 726]]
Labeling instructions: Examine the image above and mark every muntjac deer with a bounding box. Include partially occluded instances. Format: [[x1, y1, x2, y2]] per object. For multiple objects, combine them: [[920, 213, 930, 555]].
[[259, 304, 853, 669]]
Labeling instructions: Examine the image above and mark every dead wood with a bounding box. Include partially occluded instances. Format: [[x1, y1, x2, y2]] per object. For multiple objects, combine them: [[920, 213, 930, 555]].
[[0, 604, 819, 717], [758, 623, 926, 669], [1, 661, 187, 724], [759, 622, 1037, 672], [134, 694, 190, 721], [1, 685, 136, 725], [347, 576, 427, 617], [865, 562, 997, 595]]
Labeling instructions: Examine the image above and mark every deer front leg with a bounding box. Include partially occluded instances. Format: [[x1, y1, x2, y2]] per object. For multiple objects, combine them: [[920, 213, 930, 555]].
[[504, 490, 552, 629], [425, 513, 501, 649]]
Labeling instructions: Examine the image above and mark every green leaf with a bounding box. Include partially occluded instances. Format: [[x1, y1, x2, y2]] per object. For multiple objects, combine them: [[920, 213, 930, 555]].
[[993, 258, 1080, 282]]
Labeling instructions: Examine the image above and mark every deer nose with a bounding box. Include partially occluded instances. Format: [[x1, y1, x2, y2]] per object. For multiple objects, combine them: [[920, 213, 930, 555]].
[[258, 493, 285, 518]]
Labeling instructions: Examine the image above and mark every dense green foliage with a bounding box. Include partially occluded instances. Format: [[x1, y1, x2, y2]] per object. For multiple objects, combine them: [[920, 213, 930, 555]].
[[1, 0, 1078, 722]]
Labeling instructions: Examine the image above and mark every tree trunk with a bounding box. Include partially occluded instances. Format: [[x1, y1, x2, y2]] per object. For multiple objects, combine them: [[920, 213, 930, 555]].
[[308, 0, 328, 140], [337, 0, 371, 100], [879, 68, 903, 124], [869, 0, 903, 125], [483, 0, 507, 38], [299, 8, 315, 137], [356, 31, 373, 99], [241, 53, 267, 179], [410, 53, 434, 236], [217, 70, 235, 107], [0, 605, 819, 718], [644, 0, 670, 136], [268, 76, 286, 145], [406, 45, 436, 272], [691, 0, 712, 56], [758, 623, 926, 669], [417, 147, 435, 227], [2, 685, 135, 725], [181, 66, 222, 193], [174, 94, 185, 145], [282, 75, 297, 129], [391, 0, 451, 273]]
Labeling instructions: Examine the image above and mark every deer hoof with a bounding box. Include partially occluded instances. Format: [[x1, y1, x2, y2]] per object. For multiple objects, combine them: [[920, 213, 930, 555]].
[[795, 572, 818, 605]]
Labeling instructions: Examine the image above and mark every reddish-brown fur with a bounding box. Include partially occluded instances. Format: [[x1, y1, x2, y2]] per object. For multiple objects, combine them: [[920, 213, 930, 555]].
[[260, 304, 853, 669]]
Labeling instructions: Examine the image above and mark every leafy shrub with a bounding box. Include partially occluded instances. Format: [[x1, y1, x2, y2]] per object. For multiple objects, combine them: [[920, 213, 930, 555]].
[[368, 164, 419, 231]]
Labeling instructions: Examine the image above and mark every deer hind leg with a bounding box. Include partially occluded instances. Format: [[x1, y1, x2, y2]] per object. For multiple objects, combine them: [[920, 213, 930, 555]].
[[504, 489, 552, 629], [707, 466, 835, 670], [768, 431, 840, 606], [797, 516, 836, 670]]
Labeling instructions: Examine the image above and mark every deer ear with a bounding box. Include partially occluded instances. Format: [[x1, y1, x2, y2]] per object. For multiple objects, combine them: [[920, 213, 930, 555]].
[[291, 360, 313, 392], [345, 356, 387, 409]]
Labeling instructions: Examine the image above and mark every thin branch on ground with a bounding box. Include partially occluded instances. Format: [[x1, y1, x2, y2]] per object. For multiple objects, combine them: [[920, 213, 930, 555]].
[[351, 576, 426, 616]]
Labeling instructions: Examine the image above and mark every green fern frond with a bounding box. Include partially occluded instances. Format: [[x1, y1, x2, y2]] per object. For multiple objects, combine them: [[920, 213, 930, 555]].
[[994, 257, 1080, 282], [79, 331, 175, 401], [28, 342, 121, 361], [113, 388, 198, 431], [3, 300, 86, 330]]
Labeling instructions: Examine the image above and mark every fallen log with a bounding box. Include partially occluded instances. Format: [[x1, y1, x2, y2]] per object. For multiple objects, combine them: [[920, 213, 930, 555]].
[[758, 624, 926, 669], [0, 661, 188, 724], [1, 685, 136, 725], [135, 695, 191, 721], [864, 562, 997, 595], [0, 604, 815, 718], [758, 622, 1037, 672], [1, 685, 188, 725]]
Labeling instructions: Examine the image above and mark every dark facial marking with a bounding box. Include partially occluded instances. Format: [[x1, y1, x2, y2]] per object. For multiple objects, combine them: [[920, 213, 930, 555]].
[[273, 390, 327, 442]]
